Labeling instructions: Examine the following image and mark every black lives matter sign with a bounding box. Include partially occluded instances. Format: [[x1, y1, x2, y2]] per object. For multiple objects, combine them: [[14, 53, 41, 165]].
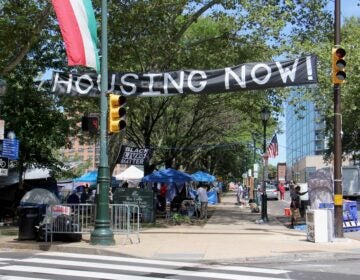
[[117, 146, 152, 165]]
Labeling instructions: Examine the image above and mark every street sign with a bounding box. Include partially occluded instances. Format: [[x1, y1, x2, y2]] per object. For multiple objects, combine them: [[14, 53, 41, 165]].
[[0, 156, 9, 176], [2, 138, 19, 160]]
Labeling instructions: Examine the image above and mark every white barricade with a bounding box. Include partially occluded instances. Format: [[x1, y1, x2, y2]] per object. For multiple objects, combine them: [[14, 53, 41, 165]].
[[43, 203, 140, 244]]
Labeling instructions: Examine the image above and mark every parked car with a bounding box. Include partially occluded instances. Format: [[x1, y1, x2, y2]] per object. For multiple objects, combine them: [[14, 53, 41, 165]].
[[266, 184, 278, 200]]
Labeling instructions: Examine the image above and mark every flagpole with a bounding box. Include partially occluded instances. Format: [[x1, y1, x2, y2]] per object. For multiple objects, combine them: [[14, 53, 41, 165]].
[[90, 0, 115, 245]]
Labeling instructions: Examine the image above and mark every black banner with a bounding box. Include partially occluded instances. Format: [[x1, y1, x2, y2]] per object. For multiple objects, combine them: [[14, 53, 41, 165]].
[[117, 146, 152, 165], [51, 56, 317, 97]]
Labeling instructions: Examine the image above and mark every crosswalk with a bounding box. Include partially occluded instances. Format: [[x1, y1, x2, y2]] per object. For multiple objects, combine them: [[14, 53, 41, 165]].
[[0, 252, 293, 280]]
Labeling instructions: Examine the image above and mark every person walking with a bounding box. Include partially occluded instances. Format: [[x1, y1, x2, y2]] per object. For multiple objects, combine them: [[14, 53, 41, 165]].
[[197, 183, 208, 219], [278, 182, 285, 200]]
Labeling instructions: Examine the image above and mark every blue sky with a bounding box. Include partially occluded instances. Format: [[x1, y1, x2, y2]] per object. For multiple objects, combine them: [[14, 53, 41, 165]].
[[268, 1, 359, 166]]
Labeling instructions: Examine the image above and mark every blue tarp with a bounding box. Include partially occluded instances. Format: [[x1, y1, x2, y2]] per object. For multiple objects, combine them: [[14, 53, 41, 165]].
[[142, 168, 192, 184], [74, 170, 98, 183], [191, 171, 216, 182], [189, 189, 218, 205], [74, 170, 117, 185]]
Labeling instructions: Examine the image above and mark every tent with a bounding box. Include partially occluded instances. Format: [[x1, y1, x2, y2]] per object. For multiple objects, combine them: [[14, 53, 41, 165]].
[[142, 168, 192, 184], [20, 188, 60, 205], [115, 165, 144, 180], [191, 171, 216, 182], [23, 168, 51, 180], [73, 170, 118, 186], [73, 170, 98, 183]]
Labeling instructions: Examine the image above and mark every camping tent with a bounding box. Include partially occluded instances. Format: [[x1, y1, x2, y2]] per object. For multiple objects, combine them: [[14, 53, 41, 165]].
[[115, 165, 144, 180], [191, 171, 216, 182], [142, 168, 192, 184], [20, 188, 60, 205]]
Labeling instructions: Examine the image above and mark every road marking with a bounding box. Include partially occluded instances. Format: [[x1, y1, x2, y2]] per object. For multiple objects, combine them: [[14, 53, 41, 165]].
[[37, 251, 290, 274], [0, 276, 51, 280], [16, 258, 291, 280], [0, 265, 170, 280]]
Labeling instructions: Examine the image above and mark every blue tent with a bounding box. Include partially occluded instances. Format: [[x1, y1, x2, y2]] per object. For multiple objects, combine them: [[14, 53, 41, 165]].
[[74, 170, 117, 185], [142, 168, 192, 184], [191, 171, 216, 182], [74, 170, 98, 183]]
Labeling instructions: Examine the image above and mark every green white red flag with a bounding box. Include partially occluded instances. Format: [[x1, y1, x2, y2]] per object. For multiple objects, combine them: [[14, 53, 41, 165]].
[[52, 0, 100, 72]]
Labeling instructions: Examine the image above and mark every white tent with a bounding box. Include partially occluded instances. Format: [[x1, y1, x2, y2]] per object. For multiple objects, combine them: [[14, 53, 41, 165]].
[[115, 165, 144, 180], [23, 168, 51, 180]]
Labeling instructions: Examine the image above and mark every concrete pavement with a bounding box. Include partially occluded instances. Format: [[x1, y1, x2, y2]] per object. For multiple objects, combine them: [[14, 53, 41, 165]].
[[1, 192, 360, 263]]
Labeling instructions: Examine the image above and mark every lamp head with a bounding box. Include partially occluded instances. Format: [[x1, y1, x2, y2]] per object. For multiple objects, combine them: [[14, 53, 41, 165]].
[[260, 107, 270, 122]]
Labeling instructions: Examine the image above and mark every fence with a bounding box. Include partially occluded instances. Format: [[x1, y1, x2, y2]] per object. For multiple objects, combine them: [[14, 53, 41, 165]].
[[42, 204, 140, 244]]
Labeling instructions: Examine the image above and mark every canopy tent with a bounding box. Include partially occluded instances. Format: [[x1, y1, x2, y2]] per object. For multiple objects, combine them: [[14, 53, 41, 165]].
[[142, 168, 192, 184], [115, 165, 144, 188], [191, 171, 216, 182], [73, 170, 98, 183], [23, 168, 51, 180], [73, 170, 118, 186], [115, 165, 144, 180]]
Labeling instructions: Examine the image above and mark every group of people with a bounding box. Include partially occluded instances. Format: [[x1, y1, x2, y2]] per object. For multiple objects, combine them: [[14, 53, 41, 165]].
[[155, 182, 210, 220], [66, 184, 95, 204]]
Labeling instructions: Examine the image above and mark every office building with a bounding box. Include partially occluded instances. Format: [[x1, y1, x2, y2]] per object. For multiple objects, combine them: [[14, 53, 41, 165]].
[[286, 96, 328, 182]]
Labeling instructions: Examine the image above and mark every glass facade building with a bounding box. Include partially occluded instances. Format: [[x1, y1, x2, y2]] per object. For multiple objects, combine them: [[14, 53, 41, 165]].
[[286, 96, 327, 168]]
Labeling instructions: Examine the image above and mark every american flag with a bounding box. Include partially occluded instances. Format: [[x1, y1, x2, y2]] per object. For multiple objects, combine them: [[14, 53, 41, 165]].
[[267, 134, 278, 158]]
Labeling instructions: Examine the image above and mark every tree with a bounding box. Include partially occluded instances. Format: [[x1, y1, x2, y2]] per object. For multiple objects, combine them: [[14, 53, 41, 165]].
[[0, 0, 88, 186], [0, 1, 333, 182], [105, 1, 330, 176]]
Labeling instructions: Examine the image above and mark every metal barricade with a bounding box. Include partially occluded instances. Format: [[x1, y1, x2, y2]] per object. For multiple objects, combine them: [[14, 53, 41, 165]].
[[110, 204, 140, 244], [43, 203, 140, 244]]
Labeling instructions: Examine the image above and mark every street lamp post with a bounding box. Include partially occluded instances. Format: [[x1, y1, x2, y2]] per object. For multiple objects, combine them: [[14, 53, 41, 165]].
[[251, 133, 258, 204], [260, 107, 270, 223], [90, 0, 115, 245], [0, 79, 6, 97]]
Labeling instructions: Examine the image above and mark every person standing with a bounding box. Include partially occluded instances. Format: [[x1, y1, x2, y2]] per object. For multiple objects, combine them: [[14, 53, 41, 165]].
[[290, 186, 308, 227], [158, 183, 167, 212], [197, 184, 208, 219], [67, 190, 80, 204], [237, 183, 243, 205], [278, 182, 285, 200]]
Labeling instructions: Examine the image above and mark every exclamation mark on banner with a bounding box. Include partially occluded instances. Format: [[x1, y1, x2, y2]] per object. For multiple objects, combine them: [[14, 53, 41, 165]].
[[306, 56, 313, 80]]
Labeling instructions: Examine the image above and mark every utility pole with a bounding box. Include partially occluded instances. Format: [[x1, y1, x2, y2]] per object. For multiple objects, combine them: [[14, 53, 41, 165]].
[[333, 0, 343, 238]]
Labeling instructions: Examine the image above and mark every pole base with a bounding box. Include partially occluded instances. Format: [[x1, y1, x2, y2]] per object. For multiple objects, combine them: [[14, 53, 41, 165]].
[[90, 222, 115, 246]]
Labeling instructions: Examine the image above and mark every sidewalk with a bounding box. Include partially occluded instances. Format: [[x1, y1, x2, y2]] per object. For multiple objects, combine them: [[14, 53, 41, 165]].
[[1, 192, 360, 264]]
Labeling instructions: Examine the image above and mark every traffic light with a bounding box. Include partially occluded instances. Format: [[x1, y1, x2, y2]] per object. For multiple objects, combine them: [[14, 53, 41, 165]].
[[108, 94, 126, 133], [332, 47, 346, 84]]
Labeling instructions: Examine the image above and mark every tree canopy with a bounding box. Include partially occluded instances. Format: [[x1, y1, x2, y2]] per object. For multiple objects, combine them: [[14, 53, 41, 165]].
[[0, 0, 337, 180]]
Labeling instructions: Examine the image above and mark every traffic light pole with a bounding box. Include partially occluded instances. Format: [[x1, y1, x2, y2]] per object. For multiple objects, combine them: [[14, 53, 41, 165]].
[[90, 0, 115, 245], [333, 0, 343, 238]]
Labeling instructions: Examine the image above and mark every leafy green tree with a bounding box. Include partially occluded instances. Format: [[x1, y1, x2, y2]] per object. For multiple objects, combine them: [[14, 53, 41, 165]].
[[0, 0, 333, 182], [105, 1, 330, 176], [0, 0, 80, 183]]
